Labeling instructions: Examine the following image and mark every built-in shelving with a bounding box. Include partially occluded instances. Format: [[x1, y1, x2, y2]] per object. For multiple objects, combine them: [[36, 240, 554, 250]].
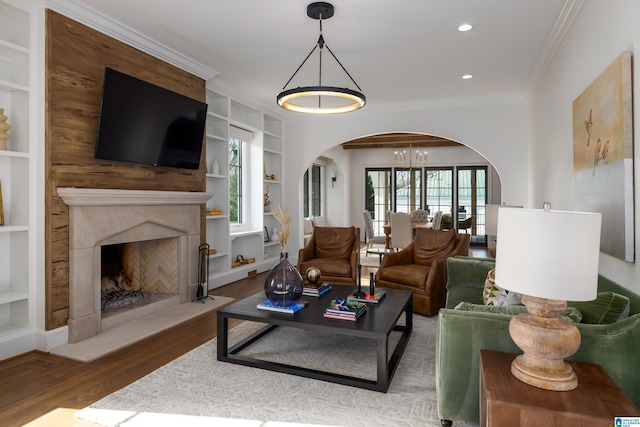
[[0, 0, 35, 360], [205, 88, 284, 287]]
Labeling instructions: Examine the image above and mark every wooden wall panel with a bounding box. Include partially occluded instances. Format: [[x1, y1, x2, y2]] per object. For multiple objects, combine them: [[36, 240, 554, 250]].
[[45, 10, 207, 330]]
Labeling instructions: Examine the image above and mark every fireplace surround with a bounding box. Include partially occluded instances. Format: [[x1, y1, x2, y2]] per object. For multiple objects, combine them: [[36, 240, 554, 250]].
[[58, 188, 213, 343]]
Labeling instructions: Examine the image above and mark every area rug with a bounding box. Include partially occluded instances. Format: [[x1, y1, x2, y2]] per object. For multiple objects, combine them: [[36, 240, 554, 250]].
[[76, 314, 477, 427]]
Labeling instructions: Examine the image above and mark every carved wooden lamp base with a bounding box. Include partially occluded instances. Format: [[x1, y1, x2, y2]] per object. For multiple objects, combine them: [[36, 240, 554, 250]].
[[509, 294, 581, 391]]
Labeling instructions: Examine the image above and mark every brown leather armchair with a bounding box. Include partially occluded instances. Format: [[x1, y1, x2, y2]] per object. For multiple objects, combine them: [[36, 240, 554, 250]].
[[297, 226, 360, 285], [375, 228, 470, 315]]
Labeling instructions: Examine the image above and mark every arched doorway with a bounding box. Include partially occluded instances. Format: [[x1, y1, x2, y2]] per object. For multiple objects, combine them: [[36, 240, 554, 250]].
[[303, 132, 501, 247]]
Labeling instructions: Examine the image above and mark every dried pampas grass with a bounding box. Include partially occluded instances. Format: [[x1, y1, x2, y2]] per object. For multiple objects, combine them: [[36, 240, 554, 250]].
[[272, 206, 292, 252]]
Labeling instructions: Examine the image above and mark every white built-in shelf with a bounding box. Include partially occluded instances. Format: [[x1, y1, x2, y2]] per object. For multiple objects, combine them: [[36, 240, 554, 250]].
[[0, 290, 28, 305], [230, 230, 262, 240], [0, 79, 28, 92], [206, 215, 228, 220], [264, 179, 282, 185], [206, 173, 227, 179], [0, 225, 28, 232], [208, 251, 227, 259], [0, 150, 28, 158]]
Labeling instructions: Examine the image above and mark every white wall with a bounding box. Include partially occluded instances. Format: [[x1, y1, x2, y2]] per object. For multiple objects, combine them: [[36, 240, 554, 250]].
[[529, 0, 640, 291], [283, 100, 529, 256]]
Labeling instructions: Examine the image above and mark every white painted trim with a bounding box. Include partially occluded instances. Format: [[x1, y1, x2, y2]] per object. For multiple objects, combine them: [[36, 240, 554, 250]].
[[36, 325, 69, 351], [43, 0, 219, 80], [524, 0, 586, 96]]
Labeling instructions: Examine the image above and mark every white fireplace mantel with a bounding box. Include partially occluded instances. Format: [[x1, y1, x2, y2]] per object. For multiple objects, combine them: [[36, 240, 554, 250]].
[[57, 187, 213, 344], [57, 188, 213, 206]]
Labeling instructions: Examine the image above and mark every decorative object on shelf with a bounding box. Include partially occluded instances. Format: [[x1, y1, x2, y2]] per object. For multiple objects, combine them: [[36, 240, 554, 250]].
[[272, 205, 292, 251], [265, 206, 304, 306], [195, 243, 214, 303], [264, 252, 304, 306], [232, 255, 256, 268], [0, 180, 4, 226], [0, 108, 10, 150], [264, 161, 275, 180], [264, 184, 271, 212], [206, 207, 223, 216], [264, 226, 270, 242], [270, 227, 279, 242], [305, 266, 321, 283], [210, 159, 220, 175], [495, 202, 602, 391], [276, 2, 366, 114]]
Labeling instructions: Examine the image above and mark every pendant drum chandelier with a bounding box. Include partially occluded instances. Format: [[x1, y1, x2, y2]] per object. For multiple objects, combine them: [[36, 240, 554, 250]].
[[276, 2, 366, 114]]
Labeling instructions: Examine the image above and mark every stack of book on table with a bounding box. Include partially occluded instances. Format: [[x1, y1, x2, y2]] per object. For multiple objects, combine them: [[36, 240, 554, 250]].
[[302, 282, 332, 297], [256, 300, 308, 313], [347, 289, 387, 304], [323, 298, 367, 321]]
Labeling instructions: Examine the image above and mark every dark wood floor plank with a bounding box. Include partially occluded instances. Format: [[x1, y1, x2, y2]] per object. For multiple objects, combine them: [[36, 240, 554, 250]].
[[0, 274, 264, 427]]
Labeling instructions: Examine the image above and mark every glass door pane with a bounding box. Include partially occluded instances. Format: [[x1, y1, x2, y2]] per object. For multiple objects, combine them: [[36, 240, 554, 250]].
[[365, 168, 391, 235], [394, 168, 421, 214], [457, 166, 487, 245], [426, 168, 453, 227]]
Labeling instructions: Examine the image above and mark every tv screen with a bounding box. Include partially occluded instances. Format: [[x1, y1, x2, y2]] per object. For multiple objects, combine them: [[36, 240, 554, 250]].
[[95, 68, 208, 170]]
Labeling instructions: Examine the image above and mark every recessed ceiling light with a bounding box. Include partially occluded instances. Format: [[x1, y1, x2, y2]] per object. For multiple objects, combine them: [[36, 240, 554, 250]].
[[462, 74, 473, 79], [458, 24, 473, 32]]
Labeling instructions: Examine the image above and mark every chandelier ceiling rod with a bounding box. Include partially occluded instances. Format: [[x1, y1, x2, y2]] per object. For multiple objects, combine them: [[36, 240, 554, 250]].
[[276, 2, 366, 114]]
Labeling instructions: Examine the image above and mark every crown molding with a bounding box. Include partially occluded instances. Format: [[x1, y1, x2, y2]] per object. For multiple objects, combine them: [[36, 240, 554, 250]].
[[42, 0, 219, 80], [523, 0, 586, 97]]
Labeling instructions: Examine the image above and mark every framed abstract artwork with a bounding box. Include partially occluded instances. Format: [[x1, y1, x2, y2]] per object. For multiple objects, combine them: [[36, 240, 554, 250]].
[[573, 51, 634, 262]]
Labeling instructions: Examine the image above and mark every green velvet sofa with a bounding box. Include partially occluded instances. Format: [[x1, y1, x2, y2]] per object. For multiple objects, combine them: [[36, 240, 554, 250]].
[[436, 256, 640, 426]]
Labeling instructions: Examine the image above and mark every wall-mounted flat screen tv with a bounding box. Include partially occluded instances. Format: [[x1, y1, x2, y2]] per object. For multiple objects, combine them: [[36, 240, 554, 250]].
[[95, 67, 208, 170]]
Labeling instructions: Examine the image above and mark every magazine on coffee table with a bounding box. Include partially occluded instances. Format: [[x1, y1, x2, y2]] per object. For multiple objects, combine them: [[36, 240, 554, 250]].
[[257, 300, 308, 313], [347, 289, 387, 304]]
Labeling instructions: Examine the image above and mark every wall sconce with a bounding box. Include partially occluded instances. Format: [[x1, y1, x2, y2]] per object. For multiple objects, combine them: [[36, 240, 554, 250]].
[[331, 171, 337, 187]]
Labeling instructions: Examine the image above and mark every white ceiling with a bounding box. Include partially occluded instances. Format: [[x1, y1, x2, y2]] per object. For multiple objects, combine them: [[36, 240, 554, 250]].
[[63, 0, 578, 111]]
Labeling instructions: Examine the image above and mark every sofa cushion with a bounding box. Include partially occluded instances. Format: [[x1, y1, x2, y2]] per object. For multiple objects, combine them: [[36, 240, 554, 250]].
[[569, 292, 631, 324], [314, 226, 355, 259], [454, 302, 583, 323], [299, 258, 351, 278], [378, 264, 430, 289], [413, 228, 456, 266], [446, 287, 485, 309]]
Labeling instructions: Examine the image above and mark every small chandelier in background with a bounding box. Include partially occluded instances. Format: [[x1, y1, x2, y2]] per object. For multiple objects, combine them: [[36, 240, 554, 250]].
[[276, 2, 366, 114], [394, 136, 428, 169]]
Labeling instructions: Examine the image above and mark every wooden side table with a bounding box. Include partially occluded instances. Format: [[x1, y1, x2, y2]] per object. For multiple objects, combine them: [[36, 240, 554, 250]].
[[480, 350, 640, 427]]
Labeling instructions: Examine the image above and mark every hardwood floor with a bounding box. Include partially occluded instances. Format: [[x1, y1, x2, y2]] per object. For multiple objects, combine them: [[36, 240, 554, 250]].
[[0, 274, 268, 427]]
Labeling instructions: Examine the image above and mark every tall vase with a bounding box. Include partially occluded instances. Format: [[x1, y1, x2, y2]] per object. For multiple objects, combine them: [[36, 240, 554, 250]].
[[264, 252, 304, 306], [0, 108, 10, 151]]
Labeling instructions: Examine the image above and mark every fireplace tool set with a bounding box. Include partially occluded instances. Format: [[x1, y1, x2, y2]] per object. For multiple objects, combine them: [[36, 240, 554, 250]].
[[196, 243, 214, 303]]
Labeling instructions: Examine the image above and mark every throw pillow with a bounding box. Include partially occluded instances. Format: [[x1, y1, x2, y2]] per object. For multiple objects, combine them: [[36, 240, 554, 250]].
[[454, 302, 583, 323], [482, 269, 502, 305], [568, 292, 631, 324]]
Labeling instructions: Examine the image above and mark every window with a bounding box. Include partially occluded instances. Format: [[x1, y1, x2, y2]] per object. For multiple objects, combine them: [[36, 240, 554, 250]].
[[363, 165, 488, 246], [394, 168, 421, 213], [365, 168, 391, 235], [228, 126, 254, 227], [303, 164, 323, 218], [229, 137, 243, 224], [457, 166, 487, 244]]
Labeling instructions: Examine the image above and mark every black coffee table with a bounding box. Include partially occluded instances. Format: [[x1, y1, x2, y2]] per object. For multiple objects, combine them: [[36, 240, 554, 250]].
[[217, 286, 413, 392]]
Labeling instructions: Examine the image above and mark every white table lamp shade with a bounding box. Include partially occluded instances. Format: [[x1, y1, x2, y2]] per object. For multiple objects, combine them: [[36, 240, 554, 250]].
[[495, 208, 601, 302]]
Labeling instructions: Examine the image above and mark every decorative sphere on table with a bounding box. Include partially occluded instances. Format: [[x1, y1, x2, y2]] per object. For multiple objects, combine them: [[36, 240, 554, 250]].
[[305, 267, 321, 283], [264, 252, 304, 306]]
